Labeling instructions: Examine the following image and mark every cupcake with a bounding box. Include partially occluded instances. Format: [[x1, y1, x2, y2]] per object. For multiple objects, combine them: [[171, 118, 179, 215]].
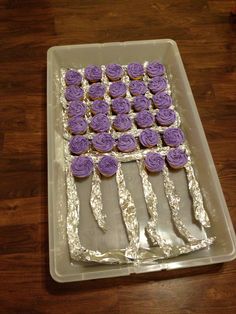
[[146, 61, 165, 77], [105, 63, 123, 81], [84, 65, 102, 82], [92, 133, 115, 152], [71, 156, 94, 178], [148, 77, 167, 94], [139, 129, 160, 148], [65, 86, 84, 101], [88, 83, 106, 100], [132, 95, 151, 112], [111, 97, 131, 114], [68, 101, 86, 117], [163, 127, 185, 147], [153, 92, 172, 109], [69, 135, 90, 155], [113, 114, 132, 132], [65, 69, 82, 86], [109, 81, 126, 98], [155, 109, 176, 126], [90, 114, 110, 133], [90, 100, 109, 115], [144, 152, 165, 173], [127, 62, 144, 80], [135, 110, 154, 128], [166, 148, 188, 169], [97, 156, 118, 177], [117, 134, 137, 152], [129, 80, 147, 96], [68, 116, 88, 134]]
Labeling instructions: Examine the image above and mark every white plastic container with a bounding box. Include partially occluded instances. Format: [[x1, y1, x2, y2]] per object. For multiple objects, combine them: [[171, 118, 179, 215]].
[[47, 39, 236, 282]]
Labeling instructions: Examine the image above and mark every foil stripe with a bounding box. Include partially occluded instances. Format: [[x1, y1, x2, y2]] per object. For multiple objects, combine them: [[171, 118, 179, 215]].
[[116, 163, 140, 260], [162, 165, 199, 243], [90, 168, 107, 231]]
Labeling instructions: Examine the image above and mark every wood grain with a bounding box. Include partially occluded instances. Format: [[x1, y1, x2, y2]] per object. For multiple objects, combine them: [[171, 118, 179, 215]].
[[0, 0, 236, 313]]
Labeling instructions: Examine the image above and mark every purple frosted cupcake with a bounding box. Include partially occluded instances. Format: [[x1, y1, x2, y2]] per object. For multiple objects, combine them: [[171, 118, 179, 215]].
[[153, 92, 172, 109], [109, 81, 126, 98], [113, 114, 132, 132], [163, 127, 185, 147], [139, 129, 160, 148], [90, 100, 109, 115], [68, 116, 88, 135], [71, 156, 93, 178], [155, 109, 176, 126], [146, 61, 165, 77], [69, 135, 90, 155], [148, 77, 167, 94], [65, 86, 84, 101], [84, 65, 102, 82], [111, 97, 131, 114], [90, 114, 110, 133], [92, 133, 115, 152], [127, 62, 144, 80], [68, 101, 86, 117], [129, 81, 147, 96], [117, 134, 137, 152], [135, 110, 154, 128], [65, 69, 82, 86], [167, 148, 188, 169], [144, 152, 165, 173], [105, 63, 123, 81], [132, 95, 151, 112], [88, 83, 106, 100], [97, 156, 118, 177]]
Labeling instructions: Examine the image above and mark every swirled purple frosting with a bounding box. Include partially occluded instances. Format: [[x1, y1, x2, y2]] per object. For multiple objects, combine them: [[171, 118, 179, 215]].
[[148, 77, 167, 94], [153, 92, 172, 109], [65, 86, 84, 101], [163, 127, 185, 147], [135, 110, 154, 128], [68, 116, 88, 134], [146, 61, 165, 77], [71, 156, 93, 178], [129, 80, 147, 96], [139, 129, 160, 147], [90, 114, 110, 133], [105, 63, 123, 81], [113, 114, 132, 132], [65, 69, 82, 85], [69, 135, 90, 155], [127, 62, 144, 79], [84, 65, 102, 82], [111, 97, 131, 114], [91, 100, 109, 115], [144, 152, 165, 172], [167, 148, 188, 169], [109, 81, 126, 98], [132, 95, 151, 112], [92, 133, 115, 152], [97, 156, 118, 177], [68, 101, 86, 117], [156, 109, 176, 126], [88, 83, 106, 100], [117, 134, 137, 152]]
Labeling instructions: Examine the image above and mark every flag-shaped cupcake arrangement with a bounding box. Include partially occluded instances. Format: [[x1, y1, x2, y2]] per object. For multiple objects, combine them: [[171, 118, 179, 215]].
[[60, 61, 215, 264]]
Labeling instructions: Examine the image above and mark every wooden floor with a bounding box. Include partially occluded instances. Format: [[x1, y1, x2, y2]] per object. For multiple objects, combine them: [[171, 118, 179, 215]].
[[0, 0, 236, 313]]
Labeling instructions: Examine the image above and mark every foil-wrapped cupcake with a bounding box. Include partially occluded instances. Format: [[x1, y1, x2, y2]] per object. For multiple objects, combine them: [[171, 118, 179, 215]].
[[68, 116, 88, 135], [117, 134, 137, 152], [113, 114, 132, 132], [109, 81, 127, 98], [65, 69, 82, 85], [88, 83, 106, 100], [71, 156, 94, 178], [90, 100, 109, 115], [69, 135, 90, 155], [90, 114, 110, 133], [105, 63, 123, 81], [97, 156, 118, 177], [92, 133, 115, 152], [65, 86, 84, 101], [132, 95, 151, 112], [127, 62, 144, 80], [148, 77, 167, 94], [129, 80, 148, 96], [155, 109, 176, 126], [166, 148, 188, 169], [84, 65, 102, 82], [111, 97, 131, 114], [144, 152, 165, 172], [135, 110, 154, 128], [139, 129, 160, 148], [153, 92, 172, 109], [163, 127, 185, 147], [146, 61, 165, 77], [68, 101, 86, 117]]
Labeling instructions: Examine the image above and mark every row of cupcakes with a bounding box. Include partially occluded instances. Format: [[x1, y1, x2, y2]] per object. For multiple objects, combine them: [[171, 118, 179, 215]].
[[69, 127, 185, 155], [65, 61, 166, 85]]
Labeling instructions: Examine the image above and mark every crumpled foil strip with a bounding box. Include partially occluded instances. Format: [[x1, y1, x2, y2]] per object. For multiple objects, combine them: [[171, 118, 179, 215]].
[[136, 159, 172, 257], [116, 163, 140, 260], [90, 168, 107, 231], [162, 165, 199, 243]]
